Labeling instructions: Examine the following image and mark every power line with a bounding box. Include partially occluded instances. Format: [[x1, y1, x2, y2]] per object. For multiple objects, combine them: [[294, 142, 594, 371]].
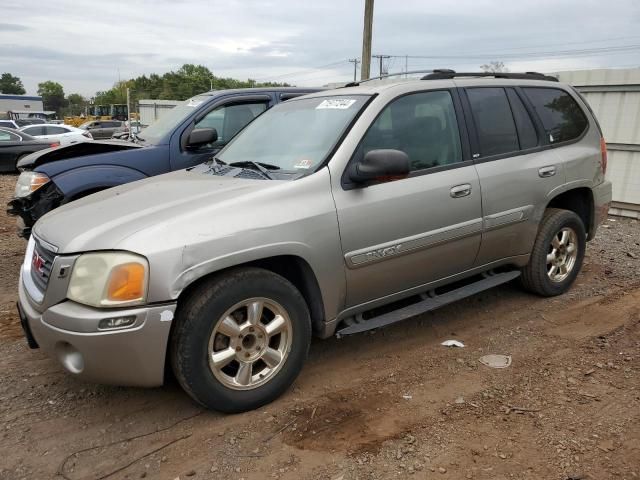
[[252, 60, 350, 82], [382, 44, 640, 61]]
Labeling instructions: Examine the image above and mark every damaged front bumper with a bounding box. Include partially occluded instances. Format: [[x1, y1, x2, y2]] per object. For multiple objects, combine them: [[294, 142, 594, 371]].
[[6, 182, 65, 238]]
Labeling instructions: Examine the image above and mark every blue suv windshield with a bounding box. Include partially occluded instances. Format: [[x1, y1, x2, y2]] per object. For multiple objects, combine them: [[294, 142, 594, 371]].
[[137, 95, 209, 144]]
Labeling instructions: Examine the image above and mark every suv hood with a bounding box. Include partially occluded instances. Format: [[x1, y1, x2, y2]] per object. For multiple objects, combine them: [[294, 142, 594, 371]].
[[18, 139, 140, 170], [33, 169, 281, 253]]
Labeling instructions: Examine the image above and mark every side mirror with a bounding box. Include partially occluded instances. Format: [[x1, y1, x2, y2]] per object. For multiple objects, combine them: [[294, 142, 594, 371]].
[[187, 128, 218, 148], [349, 149, 410, 185]]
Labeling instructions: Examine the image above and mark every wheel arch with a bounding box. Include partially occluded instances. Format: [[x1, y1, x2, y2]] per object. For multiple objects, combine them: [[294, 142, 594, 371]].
[[545, 187, 595, 240], [175, 254, 327, 337]]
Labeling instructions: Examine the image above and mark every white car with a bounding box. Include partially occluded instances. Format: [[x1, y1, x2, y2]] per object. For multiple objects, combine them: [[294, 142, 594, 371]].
[[18, 124, 92, 146]]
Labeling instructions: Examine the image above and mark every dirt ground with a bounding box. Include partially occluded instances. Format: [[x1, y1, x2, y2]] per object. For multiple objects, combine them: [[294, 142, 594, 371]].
[[0, 173, 638, 480]]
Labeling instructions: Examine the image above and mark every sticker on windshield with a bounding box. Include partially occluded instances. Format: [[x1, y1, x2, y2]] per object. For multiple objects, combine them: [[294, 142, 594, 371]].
[[316, 99, 357, 110], [294, 159, 313, 169], [186, 98, 204, 108]]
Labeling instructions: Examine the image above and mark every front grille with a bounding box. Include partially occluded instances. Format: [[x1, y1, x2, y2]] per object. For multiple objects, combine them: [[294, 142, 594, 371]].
[[30, 240, 57, 293]]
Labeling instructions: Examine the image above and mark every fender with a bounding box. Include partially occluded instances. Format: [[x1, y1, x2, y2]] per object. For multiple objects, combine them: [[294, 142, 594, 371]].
[[172, 241, 345, 328], [51, 165, 150, 199]]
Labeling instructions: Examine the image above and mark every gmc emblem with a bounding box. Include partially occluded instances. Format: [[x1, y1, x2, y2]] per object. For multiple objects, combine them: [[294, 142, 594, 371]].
[[32, 250, 46, 276]]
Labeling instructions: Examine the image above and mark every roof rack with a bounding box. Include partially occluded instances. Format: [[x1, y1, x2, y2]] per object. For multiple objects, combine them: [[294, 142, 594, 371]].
[[343, 70, 438, 87], [422, 69, 559, 82]]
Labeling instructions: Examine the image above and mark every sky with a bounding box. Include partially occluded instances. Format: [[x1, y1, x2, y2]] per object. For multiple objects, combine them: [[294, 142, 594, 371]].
[[2, 0, 640, 97]]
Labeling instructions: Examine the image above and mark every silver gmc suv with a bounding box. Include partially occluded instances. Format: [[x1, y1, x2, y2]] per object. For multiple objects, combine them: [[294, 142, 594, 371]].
[[17, 71, 612, 412]]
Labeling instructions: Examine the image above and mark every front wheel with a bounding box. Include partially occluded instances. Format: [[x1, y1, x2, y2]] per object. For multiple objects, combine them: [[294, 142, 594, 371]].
[[170, 267, 311, 413], [520, 208, 586, 297]]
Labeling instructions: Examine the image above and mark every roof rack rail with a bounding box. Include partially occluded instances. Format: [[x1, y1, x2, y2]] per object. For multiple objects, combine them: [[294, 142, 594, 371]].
[[343, 69, 438, 87], [421, 70, 559, 82]]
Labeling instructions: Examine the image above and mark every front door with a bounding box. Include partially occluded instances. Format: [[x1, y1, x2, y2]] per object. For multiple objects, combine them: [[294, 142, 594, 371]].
[[332, 90, 483, 308], [170, 98, 270, 171]]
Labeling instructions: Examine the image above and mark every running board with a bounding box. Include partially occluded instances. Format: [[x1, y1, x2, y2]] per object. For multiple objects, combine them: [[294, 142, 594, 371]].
[[337, 271, 521, 336]]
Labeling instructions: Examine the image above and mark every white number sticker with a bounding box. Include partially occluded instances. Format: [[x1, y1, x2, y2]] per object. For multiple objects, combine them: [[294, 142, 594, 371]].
[[316, 99, 357, 110]]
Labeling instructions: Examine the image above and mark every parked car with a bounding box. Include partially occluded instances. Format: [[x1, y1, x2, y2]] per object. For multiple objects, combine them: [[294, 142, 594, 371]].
[[111, 120, 147, 140], [16, 72, 612, 413], [15, 118, 46, 127], [8, 87, 321, 237], [78, 120, 126, 139], [0, 127, 59, 172], [19, 124, 92, 146], [0, 120, 20, 129]]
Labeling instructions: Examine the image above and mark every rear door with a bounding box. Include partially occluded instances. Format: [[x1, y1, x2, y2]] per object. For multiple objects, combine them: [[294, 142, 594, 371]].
[[332, 89, 483, 307], [463, 86, 567, 265], [170, 95, 272, 170]]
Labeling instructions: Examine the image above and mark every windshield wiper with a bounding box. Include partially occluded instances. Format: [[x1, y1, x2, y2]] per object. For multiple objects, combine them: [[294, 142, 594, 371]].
[[228, 161, 279, 179]]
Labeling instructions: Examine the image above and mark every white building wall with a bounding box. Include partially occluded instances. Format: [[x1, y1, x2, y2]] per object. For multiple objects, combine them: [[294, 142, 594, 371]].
[[138, 99, 181, 126]]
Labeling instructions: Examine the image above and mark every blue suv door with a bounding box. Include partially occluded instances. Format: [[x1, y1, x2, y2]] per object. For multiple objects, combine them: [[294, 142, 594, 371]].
[[169, 94, 275, 171]]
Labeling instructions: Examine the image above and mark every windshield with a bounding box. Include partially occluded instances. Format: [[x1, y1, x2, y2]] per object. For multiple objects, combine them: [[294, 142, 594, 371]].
[[217, 95, 370, 172], [137, 95, 209, 144]]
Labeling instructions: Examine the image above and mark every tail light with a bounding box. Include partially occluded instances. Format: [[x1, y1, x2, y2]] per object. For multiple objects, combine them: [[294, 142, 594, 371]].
[[599, 137, 608, 175], [50, 142, 60, 148]]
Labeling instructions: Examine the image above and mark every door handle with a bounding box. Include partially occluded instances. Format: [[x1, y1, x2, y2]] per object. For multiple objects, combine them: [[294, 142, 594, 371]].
[[538, 166, 557, 178], [450, 184, 472, 198]]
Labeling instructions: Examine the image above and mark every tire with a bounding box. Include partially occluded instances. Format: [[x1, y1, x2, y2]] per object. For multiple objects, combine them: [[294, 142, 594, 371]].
[[170, 267, 311, 413], [520, 208, 586, 297]]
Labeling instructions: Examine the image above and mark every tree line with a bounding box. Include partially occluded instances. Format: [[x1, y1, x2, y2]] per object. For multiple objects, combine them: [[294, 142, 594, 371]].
[[0, 64, 288, 117]]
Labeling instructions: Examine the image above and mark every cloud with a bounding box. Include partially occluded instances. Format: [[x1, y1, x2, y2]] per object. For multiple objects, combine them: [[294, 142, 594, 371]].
[[1, 0, 639, 96], [0, 23, 28, 31]]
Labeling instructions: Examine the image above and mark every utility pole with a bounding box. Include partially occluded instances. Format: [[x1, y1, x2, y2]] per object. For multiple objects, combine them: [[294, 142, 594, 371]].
[[360, 0, 374, 80], [372, 54, 391, 77], [348, 58, 360, 82], [126, 87, 132, 140]]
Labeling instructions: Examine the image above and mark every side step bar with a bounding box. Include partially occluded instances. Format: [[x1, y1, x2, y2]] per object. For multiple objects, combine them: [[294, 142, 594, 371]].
[[337, 271, 521, 336]]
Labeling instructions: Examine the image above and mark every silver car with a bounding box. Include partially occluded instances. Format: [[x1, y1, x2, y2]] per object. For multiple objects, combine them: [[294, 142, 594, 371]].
[[17, 71, 612, 412]]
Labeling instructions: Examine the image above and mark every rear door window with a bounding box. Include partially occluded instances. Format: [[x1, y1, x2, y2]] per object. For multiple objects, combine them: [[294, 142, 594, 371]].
[[23, 126, 45, 136], [506, 89, 538, 150], [44, 126, 68, 135], [522, 87, 588, 143], [0, 130, 20, 141], [467, 88, 519, 157]]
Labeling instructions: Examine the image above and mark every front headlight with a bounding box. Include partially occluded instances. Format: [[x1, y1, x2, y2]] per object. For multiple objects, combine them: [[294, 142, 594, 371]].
[[15, 171, 50, 198], [67, 252, 149, 308]]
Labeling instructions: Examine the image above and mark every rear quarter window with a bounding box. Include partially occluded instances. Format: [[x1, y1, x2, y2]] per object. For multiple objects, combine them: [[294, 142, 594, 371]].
[[522, 88, 588, 144]]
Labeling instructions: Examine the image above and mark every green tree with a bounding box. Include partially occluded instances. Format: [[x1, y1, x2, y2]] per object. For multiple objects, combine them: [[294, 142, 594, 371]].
[[37, 81, 66, 115], [90, 64, 290, 108], [480, 61, 509, 73], [65, 93, 87, 116], [0, 73, 26, 94]]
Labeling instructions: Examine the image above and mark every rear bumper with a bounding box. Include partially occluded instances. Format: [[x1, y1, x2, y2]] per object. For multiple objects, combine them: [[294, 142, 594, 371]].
[[18, 276, 176, 387], [591, 180, 612, 238]]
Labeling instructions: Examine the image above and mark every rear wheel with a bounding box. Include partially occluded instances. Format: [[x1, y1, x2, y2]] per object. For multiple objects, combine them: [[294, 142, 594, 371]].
[[520, 208, 586, 296], [170, 267, 311, 413]]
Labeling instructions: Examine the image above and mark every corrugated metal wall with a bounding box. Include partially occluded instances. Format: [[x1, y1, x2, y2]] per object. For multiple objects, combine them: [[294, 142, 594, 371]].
[[557, 69, 640, 218], [138, 99, 180, 126]]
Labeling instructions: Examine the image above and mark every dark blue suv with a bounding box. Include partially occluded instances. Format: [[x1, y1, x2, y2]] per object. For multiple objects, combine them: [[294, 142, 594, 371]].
[[8, 87, 320, 237]]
